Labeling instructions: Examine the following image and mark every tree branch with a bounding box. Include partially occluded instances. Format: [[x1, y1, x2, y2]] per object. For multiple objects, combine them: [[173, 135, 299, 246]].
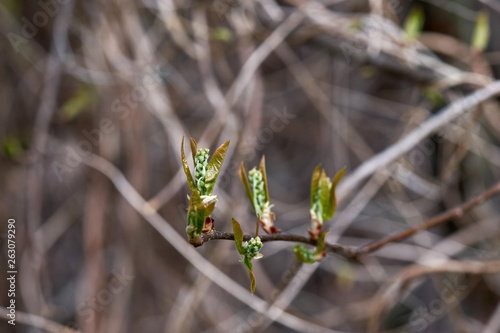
[[200, 231, 357, 258], [355, 180, 500, 257], [199, 180, 500, 261]]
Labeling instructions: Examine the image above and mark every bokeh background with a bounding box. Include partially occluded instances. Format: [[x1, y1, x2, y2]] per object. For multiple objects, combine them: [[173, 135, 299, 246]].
[[1, 0, 500, 332]]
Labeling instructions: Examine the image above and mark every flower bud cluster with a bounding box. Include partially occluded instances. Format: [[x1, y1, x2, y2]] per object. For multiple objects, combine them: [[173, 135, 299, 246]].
[[195, 149, 209, 194], [249, 169, 265, 214], [243, 236, 263, 258]]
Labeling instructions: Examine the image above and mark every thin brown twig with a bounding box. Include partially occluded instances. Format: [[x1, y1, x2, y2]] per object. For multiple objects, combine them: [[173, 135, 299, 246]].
[[355, 180, 500, 257], [199, 180, 500, 261]]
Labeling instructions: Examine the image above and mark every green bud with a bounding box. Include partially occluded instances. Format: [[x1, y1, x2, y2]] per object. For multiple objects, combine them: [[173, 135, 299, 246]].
[[293, 244, 316, 264], [195, 148, 210, 195], [249, 169, 266, 216], [243, 236, 263, 258]]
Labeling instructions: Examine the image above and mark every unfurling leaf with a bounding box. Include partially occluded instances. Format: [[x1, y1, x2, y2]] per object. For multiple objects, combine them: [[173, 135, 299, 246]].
[[241, 156, 278, 234], [211, 27, 232, 42], [233, 219, 263, 294], [232, 218, 245, 255], [243, 256, 257, 294], [310, 164, 322, 207], [404, 5, 425, 42], [318, 170, 331, 222], [183, 137, 230, 244], [205, 140, 230, 195], [186, 190, 204, 245], [309, 165, 347, 239], [61, 84, 96, 120], [181, 136, 197, 193], [294, 232, 329, 264], [293, 244, 316, 264], [326, 166, 346, 220], [190, 137, 198, 164], [186, 190, 217, 245], [472, 11, 490, 52], [259, 156, 270, 203], [239, 162, 255, 212]]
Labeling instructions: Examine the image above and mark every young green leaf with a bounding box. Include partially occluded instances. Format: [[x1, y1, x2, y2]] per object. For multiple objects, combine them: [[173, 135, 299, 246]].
[[181, 136, 197, 193], [404, 5, 425, 41], [310, 164, 322, 207], [472, 11, 490, 52], [319, 170, 331, 222], [190, 137, 198, 165], [232, 218, 245, 255], [61, 84, 96, 120], [204, 200, 216, 219], [239, 162, 255, 212], [211, 27, 232, 42], [243, 256, 256, 294], [188, 190, 205, 235], [233, 219, 258, 294], [327, 166, 346, 219], [259, 156, 269, 203], [205, 140, 230, 195], [293, 244, 316, 264]]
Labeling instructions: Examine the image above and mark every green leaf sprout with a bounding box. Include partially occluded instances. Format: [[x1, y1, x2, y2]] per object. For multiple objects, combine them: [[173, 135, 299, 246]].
[[293, 232, 328, 264], [232, 218, 263, 294], [195, 148, 210, 195], [472, 10, 490, 52], [309, 165, 346, 239], [239, 156, 278, 234], [181, 136, 230, 245]]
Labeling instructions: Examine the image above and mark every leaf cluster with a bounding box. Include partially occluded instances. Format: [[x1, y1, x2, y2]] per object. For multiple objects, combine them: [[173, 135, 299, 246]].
[[181, 136, 229, 245]]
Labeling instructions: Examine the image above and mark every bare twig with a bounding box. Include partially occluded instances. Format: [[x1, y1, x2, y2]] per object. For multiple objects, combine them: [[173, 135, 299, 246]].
[[355, 180, 500, 257]]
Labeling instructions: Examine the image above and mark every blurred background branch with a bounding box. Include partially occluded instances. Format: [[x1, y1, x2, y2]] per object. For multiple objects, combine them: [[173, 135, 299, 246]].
[[1, 0, 500, 332]]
